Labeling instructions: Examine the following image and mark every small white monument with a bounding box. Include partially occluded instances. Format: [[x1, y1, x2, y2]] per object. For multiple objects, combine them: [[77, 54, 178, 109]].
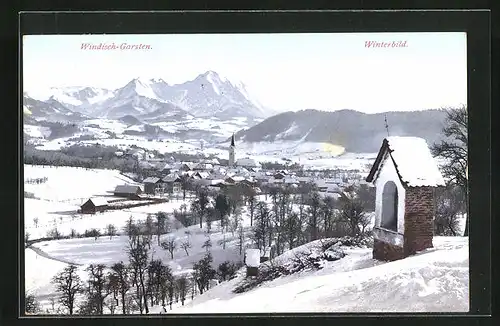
[[245, 249, 261, 277]]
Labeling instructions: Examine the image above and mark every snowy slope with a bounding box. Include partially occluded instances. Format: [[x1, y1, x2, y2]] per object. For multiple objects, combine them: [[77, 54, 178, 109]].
[[165, 236, 468, 313], [24, 165, 139, 202]]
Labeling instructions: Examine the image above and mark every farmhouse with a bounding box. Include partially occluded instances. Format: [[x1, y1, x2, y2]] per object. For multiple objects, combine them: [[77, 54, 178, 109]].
[[80, 198, 109, 214], [162, 174, 182, 193], [113, 185, 143, 199], [143, 177, 162, 195], [366, 137, 445, 261]]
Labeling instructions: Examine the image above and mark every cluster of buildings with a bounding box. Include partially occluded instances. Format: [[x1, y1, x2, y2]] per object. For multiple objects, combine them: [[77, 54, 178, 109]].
[[119, 134, 370, 198]]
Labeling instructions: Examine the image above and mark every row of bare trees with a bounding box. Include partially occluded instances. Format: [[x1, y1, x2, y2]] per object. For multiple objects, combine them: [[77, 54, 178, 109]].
[[43, 236, 191, 315], [250, 184, 374, 258]]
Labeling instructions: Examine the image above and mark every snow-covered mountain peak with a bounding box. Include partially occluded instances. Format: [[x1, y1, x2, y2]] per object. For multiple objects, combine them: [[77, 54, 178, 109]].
[[115, 78, 164, 101], [24, 71, 275, 122]]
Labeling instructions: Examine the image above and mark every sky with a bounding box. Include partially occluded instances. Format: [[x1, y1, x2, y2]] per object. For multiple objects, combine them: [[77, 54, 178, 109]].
[[23, 33, 467, 113]]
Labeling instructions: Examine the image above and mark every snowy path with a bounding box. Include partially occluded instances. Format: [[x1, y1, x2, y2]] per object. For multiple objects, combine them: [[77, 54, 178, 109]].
[[29, 246, 82, 266]]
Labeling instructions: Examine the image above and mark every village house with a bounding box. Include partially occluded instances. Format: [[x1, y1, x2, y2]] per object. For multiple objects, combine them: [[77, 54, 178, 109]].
[[273, 172, 286, 179], [80, 198, 109, 214], [193, 162, 214, 171], [143, 177, 163, 195], [297, 176, 313, 184], [194, 171, 210, 179], [235, 158, 261, 169], [113, 185, 143, 199], [366, 137, 445, 261], [162, 174, 182, 194]]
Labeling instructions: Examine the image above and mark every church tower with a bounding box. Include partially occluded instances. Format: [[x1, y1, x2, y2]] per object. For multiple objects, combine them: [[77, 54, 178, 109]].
[[229, 133, 236, 167]]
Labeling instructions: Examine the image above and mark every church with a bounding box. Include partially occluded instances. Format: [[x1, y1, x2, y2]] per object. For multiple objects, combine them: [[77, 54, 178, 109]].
[[228, 133, 236, 167], [227, 134, 261, 169]]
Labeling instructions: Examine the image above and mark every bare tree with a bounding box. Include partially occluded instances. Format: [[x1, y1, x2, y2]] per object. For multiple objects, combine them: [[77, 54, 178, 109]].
[[106, 224, 117, 240], [247, 190, 257, 227], [51, 264, 84, 315], [158, 265, 174, 308], [161, 238, 177, 259], [430, 105, 468, 235], [307, 192, 322, 241], [252, 201, 270, 252], [124, 216, 139, 245], [175, 276, 188, 306], [84, 264, 110, 315], [201, 238, 212, 253], [237, 225, 245, 256], [33, 217, 39, 228], [192, 253, 216, 295], [155, 212, 168, 246], [283, 211, 302, 250], [106, 272, 120, 314], [144, 214, 155, 248], [434, 183, 464, 236], [127, 237, 150, 314], [25, 292, 41, 314], [180, 240, 192, 256], [229, 206, 243, 237], [337, 186, 367, 237]]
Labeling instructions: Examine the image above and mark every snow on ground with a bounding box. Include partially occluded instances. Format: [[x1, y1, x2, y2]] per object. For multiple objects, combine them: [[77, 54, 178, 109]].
[[25, 247, 88, 309], [24, 164, 154, 239], [24, 165, 139, 202], [24, 125, 52, 139], [31, 221, 249, 273], [82, 119, 128, 133], [26, 207, 255, 310], [25, 199, 186, 240], [166, 236, 469, 313], [44, 137, 198, 154]]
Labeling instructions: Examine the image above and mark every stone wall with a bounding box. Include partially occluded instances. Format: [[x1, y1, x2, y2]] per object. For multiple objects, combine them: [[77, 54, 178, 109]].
[[373, 238, 405, 261], [403, 186, 435, 255]]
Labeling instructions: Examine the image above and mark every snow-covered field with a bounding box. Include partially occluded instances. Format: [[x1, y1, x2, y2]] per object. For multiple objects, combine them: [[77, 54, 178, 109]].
[[25, 205, 256, 311], [159, 236, 468, 313], [24, 165, 185, 239]]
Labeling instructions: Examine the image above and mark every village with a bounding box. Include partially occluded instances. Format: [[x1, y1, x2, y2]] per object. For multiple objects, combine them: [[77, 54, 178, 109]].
[[77, 134, 370, 217]]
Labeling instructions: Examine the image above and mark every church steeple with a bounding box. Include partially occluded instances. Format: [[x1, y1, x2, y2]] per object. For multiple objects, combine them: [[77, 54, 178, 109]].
[[229, 133, 236, 166]]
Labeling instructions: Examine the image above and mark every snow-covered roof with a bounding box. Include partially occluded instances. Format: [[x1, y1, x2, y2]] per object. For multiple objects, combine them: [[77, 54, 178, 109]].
[[208, 173, 226, 180], [114, 185, 141, 194], [87, 198, 108, 207], [196, 171, 210, 179], [162, 173, 180, 182], [236, 158, 261, 168], [366, 137, 445, 187], [245, 249, 261, 267], [194, 163, 213, 170], [143, 177, 161, 183]]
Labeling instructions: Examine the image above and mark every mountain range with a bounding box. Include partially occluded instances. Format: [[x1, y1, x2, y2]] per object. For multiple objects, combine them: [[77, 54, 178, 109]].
[[23, 71, 271, 121], [23, 71, 451, 153], [233, 109, 448, 153]]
